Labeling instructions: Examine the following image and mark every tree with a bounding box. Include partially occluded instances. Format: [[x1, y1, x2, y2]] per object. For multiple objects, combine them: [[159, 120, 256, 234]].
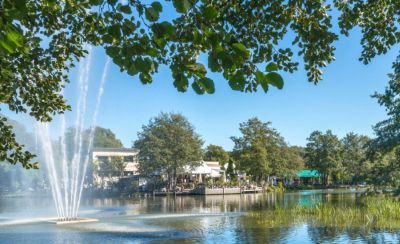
[[231, 118, 296, 185], [65, 126, 123, 155], [64, 126, 123, 183], [204, 144, 229, 166], [134, 113, 203, 189], [0, 116, 44, 191], [341, 133, 370, 184], [366, 147, 400, 188], [92, 127, 123, 148], [369, 59, 400, 188], [280, 146, 305, 177], [3, 0, 400, 168], [372, 59, 400, 151], [305, 130, 343, 185]]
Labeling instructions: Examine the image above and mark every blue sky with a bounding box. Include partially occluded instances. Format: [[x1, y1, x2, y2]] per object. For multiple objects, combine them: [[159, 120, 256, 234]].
[[3, 14, 398, 150], [73, 30, 394, 150]]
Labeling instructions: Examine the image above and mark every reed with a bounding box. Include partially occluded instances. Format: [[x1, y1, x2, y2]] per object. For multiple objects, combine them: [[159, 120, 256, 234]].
[[248, 196, 400, 229]]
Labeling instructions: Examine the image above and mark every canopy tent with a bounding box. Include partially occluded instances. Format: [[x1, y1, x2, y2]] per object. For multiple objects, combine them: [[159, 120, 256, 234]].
[[184, 164, 212, 175], [296, 170, 322, 178]]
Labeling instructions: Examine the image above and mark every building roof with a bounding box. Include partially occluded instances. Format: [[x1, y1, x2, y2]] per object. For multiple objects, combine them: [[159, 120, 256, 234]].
[[297, 169, 322, 178], [184, 161, 222, 177], [92, 148, 139, 153]]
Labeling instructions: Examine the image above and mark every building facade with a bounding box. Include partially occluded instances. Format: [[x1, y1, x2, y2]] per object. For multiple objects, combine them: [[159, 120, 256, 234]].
[[91, 148, 139, 188]]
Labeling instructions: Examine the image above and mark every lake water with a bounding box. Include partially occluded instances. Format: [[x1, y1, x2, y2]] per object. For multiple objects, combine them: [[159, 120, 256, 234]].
[[1, 189, 399, 243]]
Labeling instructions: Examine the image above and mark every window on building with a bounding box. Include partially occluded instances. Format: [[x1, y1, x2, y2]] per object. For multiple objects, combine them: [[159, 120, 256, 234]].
[[124, 156, 134, 162], [97, 156, 108, 162]]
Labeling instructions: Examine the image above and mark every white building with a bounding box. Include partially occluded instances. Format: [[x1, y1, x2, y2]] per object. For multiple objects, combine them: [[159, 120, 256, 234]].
[[92, 148, 139, 187], [184, 161, 223, 183]]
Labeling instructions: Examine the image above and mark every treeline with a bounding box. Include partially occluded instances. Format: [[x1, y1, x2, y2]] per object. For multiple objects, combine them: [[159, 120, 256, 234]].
[[134, 113, 400, 189], [1, 111, 399, 193]]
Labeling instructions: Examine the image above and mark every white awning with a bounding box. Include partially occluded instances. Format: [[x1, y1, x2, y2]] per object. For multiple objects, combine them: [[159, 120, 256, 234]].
[[184, 162, 212, 174]]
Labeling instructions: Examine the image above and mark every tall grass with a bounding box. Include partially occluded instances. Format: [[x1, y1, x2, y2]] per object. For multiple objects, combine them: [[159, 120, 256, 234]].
[[248, 197, 400, 229]]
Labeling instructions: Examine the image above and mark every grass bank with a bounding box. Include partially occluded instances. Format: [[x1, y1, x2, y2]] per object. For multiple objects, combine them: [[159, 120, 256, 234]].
[[248, 196, 400, 229]]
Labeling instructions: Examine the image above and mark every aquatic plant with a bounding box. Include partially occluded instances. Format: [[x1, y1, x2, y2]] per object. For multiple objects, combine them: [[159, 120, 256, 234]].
[[248, 196, 400, 230]]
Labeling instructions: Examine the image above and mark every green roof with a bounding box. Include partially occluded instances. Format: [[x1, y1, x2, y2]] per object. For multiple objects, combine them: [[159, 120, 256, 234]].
[[297, 170, 322, 178]]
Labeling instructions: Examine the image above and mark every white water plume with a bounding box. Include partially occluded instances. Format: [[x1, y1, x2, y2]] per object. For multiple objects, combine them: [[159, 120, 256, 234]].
[[37, 47, 110, 221], [76, 57, 111, 212], [71, 45, 93, 219]]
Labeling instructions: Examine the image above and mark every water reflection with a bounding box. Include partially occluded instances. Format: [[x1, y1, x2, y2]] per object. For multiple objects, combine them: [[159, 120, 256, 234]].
[[1, 190, 400, 243]]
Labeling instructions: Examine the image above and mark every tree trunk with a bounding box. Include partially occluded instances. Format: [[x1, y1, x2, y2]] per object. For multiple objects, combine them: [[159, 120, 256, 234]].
[[173, 168, 177, 191], [167, 173, 171, 192]]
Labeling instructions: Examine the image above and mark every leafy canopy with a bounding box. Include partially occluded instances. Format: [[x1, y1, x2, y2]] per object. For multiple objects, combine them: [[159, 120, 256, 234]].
[[231, 118, 302, 182], [305, 130, 343, 185], [2, 0, 400, 168], [203, 144, 229, 166], [133, 113, 203, 182], [341, 133, 370, 184]]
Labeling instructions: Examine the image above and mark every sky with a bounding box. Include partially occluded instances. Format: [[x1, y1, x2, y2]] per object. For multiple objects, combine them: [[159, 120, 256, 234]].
[[3, 9, 398, 150]]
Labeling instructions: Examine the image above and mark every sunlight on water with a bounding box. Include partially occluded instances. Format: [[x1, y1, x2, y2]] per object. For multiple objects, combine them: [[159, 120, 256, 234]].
[[1, 191, 400, 243]]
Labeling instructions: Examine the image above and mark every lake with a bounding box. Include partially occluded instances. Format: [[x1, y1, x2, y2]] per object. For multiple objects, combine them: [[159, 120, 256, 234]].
[[1, 189, 399, 243]]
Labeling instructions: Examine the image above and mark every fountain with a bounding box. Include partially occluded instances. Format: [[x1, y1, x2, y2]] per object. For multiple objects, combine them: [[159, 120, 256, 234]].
[[36, 46, 110, 224]]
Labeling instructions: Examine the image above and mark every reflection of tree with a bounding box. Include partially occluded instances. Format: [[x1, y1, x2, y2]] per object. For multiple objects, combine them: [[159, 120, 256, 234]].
[[238, 196, 400, 242], [307, 226, 344, 243], [237, 212, 294, 243]]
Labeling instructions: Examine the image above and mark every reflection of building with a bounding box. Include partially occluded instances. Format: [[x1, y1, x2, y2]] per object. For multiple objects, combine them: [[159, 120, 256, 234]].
[[92, 148, 139, 188]]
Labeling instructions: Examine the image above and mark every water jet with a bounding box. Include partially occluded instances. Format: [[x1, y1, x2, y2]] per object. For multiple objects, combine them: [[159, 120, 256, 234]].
[[36, 47, 110, 221]]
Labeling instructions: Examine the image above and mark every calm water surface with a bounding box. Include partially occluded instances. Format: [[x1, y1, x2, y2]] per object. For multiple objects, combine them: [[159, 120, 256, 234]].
[[0, 190, 399, 243]]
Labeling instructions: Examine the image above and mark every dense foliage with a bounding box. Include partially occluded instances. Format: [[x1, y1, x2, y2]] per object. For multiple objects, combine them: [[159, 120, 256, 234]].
[[305, 130, 343, 185], [231, 118, 303, 184], [2, 0, 400, 168], [134, 113, 203, 189], [203, 144, 229, 166], [341, 133, 370, 184]]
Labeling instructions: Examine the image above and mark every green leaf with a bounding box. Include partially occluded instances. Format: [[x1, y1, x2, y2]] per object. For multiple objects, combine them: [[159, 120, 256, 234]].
[[232, 43, 250, 58], [127, 63, 138, 76], [108, 0, 118, 5], [151, 21, 175, 38], [105, 46, 120, 57], [266, 72, 284, 89], [208, 53, 220, 72], [89, 0, 103, 5], [173, 0, 194, 13], [255, 71, 268, 93], [0, 38, 17, 53], [139, 72, 153, 84], [119, 5, 132, 14], [135, 58, 154, 73], [5, 28, 23, 47], [192, 81, 205, 94], [151, 1, 162, 12], [228, 71, 246, 91], [186, 63, 207, 77], [266, 62, 278, 72], [145, 7, 159, 21], [203, 6, 218, 20], [219, 51, 234, 70], [198, 77, 215, 94], [173, 73, 189, 92], [108, 25, 121, 38], [102, 34, 113, 44], [146, 48, 158, 57]]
